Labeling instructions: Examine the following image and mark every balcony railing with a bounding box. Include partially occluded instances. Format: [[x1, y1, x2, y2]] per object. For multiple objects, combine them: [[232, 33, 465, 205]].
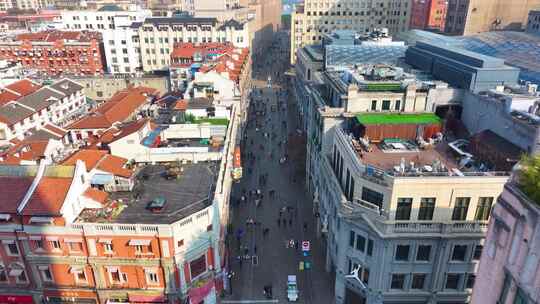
[[376, 220, 489, 235]]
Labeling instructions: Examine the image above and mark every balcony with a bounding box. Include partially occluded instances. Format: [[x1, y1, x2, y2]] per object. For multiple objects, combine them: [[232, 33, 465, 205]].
[[375, 220, 489, 235]]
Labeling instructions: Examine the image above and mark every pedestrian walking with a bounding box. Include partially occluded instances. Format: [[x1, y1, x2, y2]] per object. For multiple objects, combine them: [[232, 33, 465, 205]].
[[277, 218, 281, 227], [289, 218, 292, 226], [254, 245, 258, 254], [295, 241, 299, 250]]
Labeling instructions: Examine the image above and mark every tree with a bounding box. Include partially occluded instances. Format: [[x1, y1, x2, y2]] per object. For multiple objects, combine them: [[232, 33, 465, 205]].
[[519, 154, 540, 205]]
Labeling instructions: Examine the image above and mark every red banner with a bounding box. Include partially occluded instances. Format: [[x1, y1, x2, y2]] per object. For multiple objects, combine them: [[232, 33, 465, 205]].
[[0, 295, 33, 304], [188, 279, 215, 304]]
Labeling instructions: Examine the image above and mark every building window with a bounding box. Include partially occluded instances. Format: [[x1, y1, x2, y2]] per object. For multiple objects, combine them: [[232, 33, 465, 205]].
[[445, 273, 461, 289], [390, 274, 406, 289], [146, 270, 159, 284], [452, 197, 470, 221], [39, 266, 53, 282], [395, 245, 410, 261], [50, 240, 61, 250], [382, 100, 391, 110], [75, 270, 87, 283], [473, 245, 483, 260], [371, 100, 377, 110], [465, 273, 476, 289], [395, 100, 401, 110], [451, 245, 468, 261], [15, 270, 27, 283], [356, 235, 365, 252], [361, 187, 383, 208], [367, 239, 373, 256], [177, 240, 184, 247], [34, 239, 44, 251], [68, 242, 82, 252], [0, 266, 7, 282], [349, 231, 355, 247], [416, 245, 431, 261], [475, 197, 493, 221], [103, 243, 113, 253], [109, 268, 123, 283], [189, 254, 207, 279], [5, 242, 19, 256], [395, 198, 412, 220], [411, 273, 426, 290], [418, 197, 435, 220]]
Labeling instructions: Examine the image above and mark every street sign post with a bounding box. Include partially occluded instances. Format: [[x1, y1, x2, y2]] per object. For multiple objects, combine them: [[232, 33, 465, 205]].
[[302, 241, 310, 252]]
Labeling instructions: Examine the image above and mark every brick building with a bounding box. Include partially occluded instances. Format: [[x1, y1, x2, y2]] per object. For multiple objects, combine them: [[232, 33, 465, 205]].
[[0, 31, 105, 76], [410, 0, 448, 31]]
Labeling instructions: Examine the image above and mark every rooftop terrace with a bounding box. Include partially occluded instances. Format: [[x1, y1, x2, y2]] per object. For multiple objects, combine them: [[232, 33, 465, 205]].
[[77, 162, 218, 224]]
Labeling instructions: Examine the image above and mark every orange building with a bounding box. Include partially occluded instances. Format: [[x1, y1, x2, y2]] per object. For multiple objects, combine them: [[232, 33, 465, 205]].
[[0, 30, 105, 76], [410, 0, 448, 32], [0, 158, 223, 304]]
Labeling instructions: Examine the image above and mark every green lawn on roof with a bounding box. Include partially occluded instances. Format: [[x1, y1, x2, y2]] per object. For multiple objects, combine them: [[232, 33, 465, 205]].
[[356, 113, 441, 125], [193, 118, 230, 126]]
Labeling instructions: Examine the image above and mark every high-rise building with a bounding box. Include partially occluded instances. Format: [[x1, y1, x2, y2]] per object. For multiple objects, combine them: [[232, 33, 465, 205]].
[[445, 0, 540, 35], [409, 0, 447, 31], [290, 0, 412, 64]]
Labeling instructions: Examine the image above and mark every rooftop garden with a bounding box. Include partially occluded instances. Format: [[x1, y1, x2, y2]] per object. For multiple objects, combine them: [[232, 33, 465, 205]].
[[355, 113, 441, 125], [361, 83, 403, 92], [184, 113, 229, 126], [518, 155, 540, 206]]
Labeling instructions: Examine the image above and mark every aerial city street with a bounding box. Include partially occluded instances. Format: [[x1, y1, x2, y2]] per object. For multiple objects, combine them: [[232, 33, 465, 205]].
[[0, 0, 538, 304]]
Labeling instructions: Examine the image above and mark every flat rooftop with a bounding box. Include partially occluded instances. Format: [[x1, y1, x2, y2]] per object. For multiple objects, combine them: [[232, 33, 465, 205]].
[[77, 162, 218, 224]]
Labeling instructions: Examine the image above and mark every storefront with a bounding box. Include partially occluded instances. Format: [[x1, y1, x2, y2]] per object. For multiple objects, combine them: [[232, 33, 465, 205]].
[[0, 294, 34, 304], [42, 290, 98, 304]]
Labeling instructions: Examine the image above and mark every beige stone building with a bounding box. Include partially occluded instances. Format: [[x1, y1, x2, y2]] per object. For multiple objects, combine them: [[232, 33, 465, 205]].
[[290, 0, 412, 64], [445, 0, 540, 35], [137, 17, 250, 72], [71, 75, 169, 101]]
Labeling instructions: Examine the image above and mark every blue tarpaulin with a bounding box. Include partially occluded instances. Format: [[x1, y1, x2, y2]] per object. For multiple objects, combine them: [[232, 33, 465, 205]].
[[91, 174, 113, 185]]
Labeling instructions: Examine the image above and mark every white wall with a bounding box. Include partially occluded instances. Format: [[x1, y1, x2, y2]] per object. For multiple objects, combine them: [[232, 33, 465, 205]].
[[102, 27, 142, 74]]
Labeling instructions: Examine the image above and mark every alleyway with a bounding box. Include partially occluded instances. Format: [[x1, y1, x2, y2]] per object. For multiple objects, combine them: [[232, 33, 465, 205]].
[[224, 32, 335, 303]]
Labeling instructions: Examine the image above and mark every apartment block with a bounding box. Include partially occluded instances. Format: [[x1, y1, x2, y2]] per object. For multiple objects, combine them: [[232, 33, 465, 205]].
[[410, 0, 447, 31], [0, 78, 85, 145], [0, 31, 104, 76], [59, 6, 151, 31], [137, 17, 250, 72], [290, 0, 412, 64], [444, 0, 540, 35], [102, 27, 142, 74]]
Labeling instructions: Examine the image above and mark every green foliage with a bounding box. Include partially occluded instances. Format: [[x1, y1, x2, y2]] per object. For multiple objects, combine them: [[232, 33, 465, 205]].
[[519, 154, 540, 205]]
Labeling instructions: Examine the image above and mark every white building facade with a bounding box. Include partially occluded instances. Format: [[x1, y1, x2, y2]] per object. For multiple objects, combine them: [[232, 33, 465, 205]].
[[102, 27, 143, 74], [59, 8, 151, 31]]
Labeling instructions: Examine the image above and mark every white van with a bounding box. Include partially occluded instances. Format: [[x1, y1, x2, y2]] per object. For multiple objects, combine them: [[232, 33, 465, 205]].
[[287, 275, 299, 302]]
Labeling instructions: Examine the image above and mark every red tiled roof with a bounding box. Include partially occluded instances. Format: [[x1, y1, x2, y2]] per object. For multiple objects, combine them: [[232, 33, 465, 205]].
[[99, 119, 149, 145], [0, 90, 20, 106], [0, 141, 48, 165], [0, 177, 33, 213], [6, 79, 41, 96], [62, 149, 108, 170], [96, 154, 133, 178], [16, 30, 100, 43], [67, 88, 151, 130], [43, 124, 66, 137], [21, 177, 72, 216], [83, 187, 108, 205]]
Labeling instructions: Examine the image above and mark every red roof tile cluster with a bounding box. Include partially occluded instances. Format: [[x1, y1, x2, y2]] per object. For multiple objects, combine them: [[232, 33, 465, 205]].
[[0, 141, 48, 165], [16, 30, 101, 42], [171, 43, 249, 82], [62, 149, 133, 178], [174, 99, 188, 111], [67, 87, 155, 130], [83, 187, 109, 205], [0, 177, 34, 213], [21, 177, 72, 216], [0, 79, 41, 106], [98, 119, 151, 145]]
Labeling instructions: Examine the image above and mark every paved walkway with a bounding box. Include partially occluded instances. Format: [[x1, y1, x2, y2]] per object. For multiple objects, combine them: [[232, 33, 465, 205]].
[[223, 33, 335, 304]]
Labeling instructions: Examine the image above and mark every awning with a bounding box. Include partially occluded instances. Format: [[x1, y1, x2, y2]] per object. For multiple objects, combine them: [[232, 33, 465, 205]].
[[29, 216, 54, 223], [8, 269, 23, 276], [90, 174, 114, 185], [0, 214, 11, 221], [38, 265, 49, 270], [1, 240, 14, 244], [69, 266, 84, 273], [64, 238, 83, 243], [98, 238, 112, 243], [46, 236, 59, 241], [29, 236, 42, 241], [128, 239, 151, 246], [127, 294, 166, 303], [106, 266, 119, 272]]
